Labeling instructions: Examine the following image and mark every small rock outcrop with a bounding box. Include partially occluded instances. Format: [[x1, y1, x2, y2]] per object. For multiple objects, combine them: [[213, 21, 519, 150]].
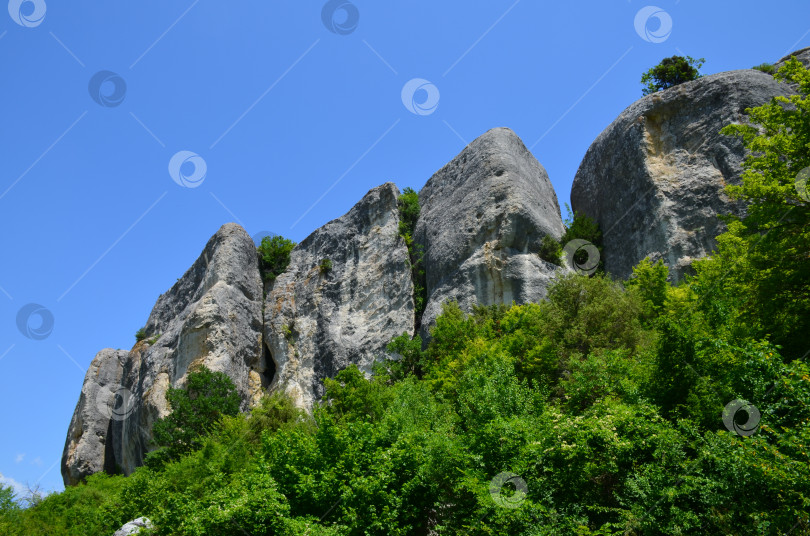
[[570, 69, 795, 280], [62, 223, 264, 485], [775, 46, 810, 70], [415, 127, 565, 337], [264, 183, 414, 408], [113, 517, 153, 536]]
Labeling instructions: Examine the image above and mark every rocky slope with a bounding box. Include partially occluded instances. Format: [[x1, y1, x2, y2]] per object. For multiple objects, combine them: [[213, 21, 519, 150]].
[[263, 182, 414, 408], [62, 223, 265, 485], [570, 69, 795, 280], [415, 127, 565, 337]]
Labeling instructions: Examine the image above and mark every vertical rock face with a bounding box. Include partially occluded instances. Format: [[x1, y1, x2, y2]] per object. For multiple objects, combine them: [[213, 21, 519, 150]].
[[264, 182, 414, 409], [61, 223, 264, 485], [60, 349, 128, 487], [570, 70, 795, 281], [414, 127, 565, 338]]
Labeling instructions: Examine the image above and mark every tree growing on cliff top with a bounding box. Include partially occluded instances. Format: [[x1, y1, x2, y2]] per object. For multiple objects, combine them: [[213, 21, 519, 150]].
[[641, 55, 704, 95]]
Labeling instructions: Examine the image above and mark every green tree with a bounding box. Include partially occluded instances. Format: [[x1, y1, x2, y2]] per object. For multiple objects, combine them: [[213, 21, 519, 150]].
[[625, 256, 670, 322], [641, 55, 705, 95], [258, 234, 296, 282], [710, 58, 810, 358], [147, 366, 241, 467], [537, 234, 563, 265]]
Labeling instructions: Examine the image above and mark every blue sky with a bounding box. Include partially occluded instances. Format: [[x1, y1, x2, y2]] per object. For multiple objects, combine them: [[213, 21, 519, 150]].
[[1, 0, 808, 497]]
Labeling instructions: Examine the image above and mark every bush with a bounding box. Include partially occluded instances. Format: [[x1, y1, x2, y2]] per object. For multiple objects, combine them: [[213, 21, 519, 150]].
[[147, 366, 241, 468], [641, 55, 705, 95], [752, 62, 775, 74], [537, 234, 562, 265], [258, 235, 296, 282], [318, 258, 332, 274], [135, 327, 148, 342]]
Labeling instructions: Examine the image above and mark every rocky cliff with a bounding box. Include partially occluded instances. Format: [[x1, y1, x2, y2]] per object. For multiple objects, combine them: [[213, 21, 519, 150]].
[[63, 53, 802, 485], [415, 127, 565, 337], [570, 69, 795, 280], [61, 129, 568, 486], [263, 182, 414, 408], [62, 223, 265, 485]]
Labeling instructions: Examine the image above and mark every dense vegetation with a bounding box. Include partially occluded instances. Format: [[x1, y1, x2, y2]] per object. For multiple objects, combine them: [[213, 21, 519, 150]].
[[641, 55, 704, 95], [2, 60, 808, 535]]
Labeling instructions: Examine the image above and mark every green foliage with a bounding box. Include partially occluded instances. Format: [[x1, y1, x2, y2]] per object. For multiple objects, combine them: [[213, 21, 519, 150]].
[[147, 366, 241, 468], [752, 62, 776, 74], [538, 234, 563, 265], [561, 206, 604, 272], [713, 58, 810, 358], [318, 257, 332, 274], [385, 331, 425, 379], [135, 327, 148, 342], [625, 257, 670, 322], [641, 55, 705, 95], [397, 187, 428, 325], [258, 234, 296, 282]]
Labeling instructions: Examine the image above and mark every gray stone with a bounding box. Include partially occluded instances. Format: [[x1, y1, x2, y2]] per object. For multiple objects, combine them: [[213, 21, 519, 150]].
[[414, 127, 565, 338], [264, 182, 414, 408], [60, 349, 128, 487], [570, 70, 795, 281], [113, 517, 153, 536], [62, 223, 264, 485], [774, 47, 810, 70]]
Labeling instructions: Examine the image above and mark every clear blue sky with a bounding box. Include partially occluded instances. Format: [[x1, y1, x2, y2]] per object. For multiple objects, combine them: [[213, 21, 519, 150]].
[[1, 0, 807, 496]]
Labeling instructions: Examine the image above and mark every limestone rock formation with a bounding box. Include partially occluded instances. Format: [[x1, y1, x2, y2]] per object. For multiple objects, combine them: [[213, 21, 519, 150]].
[[62, 223, 264, 485], [60, 349, 128, 487], [415, 127, 565, 337], [264, 182, 414, 408], [570, 69, 795, 281]]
